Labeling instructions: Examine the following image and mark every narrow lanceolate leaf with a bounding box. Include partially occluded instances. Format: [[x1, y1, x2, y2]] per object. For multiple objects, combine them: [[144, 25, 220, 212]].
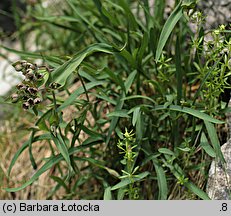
[[137, 32, 149, 67], [67, 0, 104, 37], [50, 176, 69, 192], [5, 154, 64, 192], [155, 1, 183, 62], [8, 133, 52, 176], [152, 105, 224, 124], [111, 171, 150, 190], [204, 121, 225, 163], [50, 43, 115, 88], [135, 110, 143, 141], [117, 0, 138, 30], [5, 143, 95, 192], [35, 109, 52, 131], [81, 136, 103, 145], [132, 107, 140, 126], [104, 67, 125, 91], [125, 70, 137, 94], [104, 187, 112, 200], [182, 0, 196, 8], [184, 182, 210, 200], [175, 35, 182, 104], [107, 110, 130, 118], [0, 45, 62, 64], [142, 147, 168, 200], [152, 159, 168, 200], [158, 148, 175, 156], [34, 15, 81, 23], [51, 132, 72, 171], [106, 93, 125, 145], [200, 132, 216, 158], [57, 81, 105, 111], [28, 130, 37, 170], [103, 167, 120, 178], [122, 95, 156, 104], [93, 0, 110, 24]]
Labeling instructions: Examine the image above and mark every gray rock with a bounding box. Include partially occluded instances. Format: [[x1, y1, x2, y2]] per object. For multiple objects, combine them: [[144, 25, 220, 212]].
[[198, 0, 231, 29], [206, 141, 231, 199], [206, 99, 231, 199]]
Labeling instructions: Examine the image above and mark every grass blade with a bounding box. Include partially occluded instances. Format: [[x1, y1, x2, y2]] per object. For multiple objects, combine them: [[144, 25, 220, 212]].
[[137, 32, 149, 67], [111, 171, 150, 190], [152, 159, 168, 200], [28, 130, 37, 170], [104, 187, 112, 200], [142, 146, 168, 200], [200, 132, 216, 158], [204, 121, 225, 163], [104, 67, 125, 91], [57, 81, 105, 111], [122, 95, 156, 104], [158, 148, 175, 156], [175, 35, 182, 104], [106, 93, 125, 145], [51, 132, 72, 171], [50, 43, 115, 88], [0, 45, 62, 64], [125, 70, 137, 94], [50, 176, 69, 193], [117, 0, 138, 30], [152, 105, 224, 124], [8, 134, 52, 176], [132, 107, 140, 126], [155, 1, 183, 61], [107, 110, 130, 118], [184, 182, 210, 200], [5, 143, 96, 192]]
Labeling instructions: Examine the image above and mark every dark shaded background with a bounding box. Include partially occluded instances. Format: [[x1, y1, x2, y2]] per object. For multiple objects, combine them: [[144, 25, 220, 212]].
[[0, 0, 25, 33]]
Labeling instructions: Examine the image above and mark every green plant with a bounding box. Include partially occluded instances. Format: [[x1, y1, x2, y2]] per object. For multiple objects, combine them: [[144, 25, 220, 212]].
[[1, 0, 231, 200], [105, 129, 149, 200]]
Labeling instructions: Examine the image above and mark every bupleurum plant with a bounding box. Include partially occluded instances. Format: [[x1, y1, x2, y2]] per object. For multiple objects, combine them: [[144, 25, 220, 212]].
[[117, 129, 139, 199], [105, 129, 149, 200]]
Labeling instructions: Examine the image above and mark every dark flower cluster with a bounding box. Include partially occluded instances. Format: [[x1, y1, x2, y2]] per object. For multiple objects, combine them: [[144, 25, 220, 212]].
[[11, 60, 43, 110]]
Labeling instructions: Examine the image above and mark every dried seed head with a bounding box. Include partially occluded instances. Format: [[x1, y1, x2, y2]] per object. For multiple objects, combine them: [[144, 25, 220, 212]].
[[20, 60, 27, 64], [25, 63, 33, 69], [25, 72, 35, 81], [22, 68, 27, 75], [49, 82, 61, 89], [20, 85, 27, 91], [16, 83, 24, 89], [34, 98, 41, 104], [25, 87, 30, 94], [12, 61, 20, 67], [28, 87, 38, 94], [26, 69, 33, 74], [11, 93, 19, 103], [14, 64, 23, 71], [22, 95, 29, 100], [27, 98, 34, 106], [20, 60, 27, 67], [29, 64, 37, 70], [22, 102, 30, 110], [36, 73, 44, 80]]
